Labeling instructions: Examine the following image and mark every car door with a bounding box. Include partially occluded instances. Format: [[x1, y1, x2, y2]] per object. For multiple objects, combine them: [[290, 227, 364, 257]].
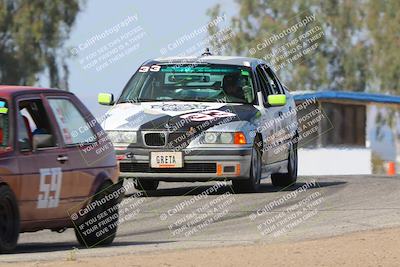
[[16, 94, 76, 221], [254, 64, 281, 164], [45, 95, 100, 200], [263, 66, 291, 161]]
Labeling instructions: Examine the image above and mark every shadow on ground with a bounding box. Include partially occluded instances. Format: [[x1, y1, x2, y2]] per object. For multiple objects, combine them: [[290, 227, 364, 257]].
[[127, 180, 347, 198], [10, 240, 174, 255]]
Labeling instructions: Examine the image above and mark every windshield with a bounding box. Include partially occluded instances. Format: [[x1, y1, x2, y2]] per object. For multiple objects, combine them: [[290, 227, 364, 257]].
[[119, 64, 255, 104], [0, 99, 9, 148]]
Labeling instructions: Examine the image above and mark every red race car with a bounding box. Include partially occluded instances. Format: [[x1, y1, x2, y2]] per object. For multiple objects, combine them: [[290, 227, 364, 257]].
[[0, 86, 122, 252]]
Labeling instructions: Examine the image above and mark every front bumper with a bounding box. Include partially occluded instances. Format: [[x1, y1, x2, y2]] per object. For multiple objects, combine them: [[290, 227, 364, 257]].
[[117, 147, 252, 181]]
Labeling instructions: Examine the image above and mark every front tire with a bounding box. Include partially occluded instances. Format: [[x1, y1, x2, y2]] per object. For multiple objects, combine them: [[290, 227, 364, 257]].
[[232, 145, 262, 193], [271, 140, 298, 187], [0, 185, 20, 253], [74, 182, 119, 248]]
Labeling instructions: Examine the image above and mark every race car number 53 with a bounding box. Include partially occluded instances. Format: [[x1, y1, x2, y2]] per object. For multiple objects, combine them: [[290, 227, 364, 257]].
[[37, 167, 63, 209]]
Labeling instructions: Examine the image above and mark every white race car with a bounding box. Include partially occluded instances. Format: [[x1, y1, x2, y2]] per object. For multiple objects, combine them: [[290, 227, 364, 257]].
[[99, 55, 298, 193]]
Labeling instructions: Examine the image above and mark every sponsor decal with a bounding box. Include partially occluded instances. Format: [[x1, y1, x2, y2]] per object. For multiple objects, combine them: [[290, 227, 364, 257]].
[[180, 110, 236, 122], [150, 103, 209, 112]]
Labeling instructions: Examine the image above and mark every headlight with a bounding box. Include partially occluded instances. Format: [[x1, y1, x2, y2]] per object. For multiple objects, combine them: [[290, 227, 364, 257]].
[[220, 133, 233, 144], [204, 132, 218, 144], [106, 131, 137, 144], [203, 132, 246, 145]]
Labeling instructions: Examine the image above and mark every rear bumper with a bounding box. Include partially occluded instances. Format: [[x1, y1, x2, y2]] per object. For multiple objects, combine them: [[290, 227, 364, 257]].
[[117, 147, 252, 181]]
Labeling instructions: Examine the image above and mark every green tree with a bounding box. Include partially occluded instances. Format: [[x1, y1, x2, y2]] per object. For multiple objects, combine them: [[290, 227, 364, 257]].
[[0, 0, 85, 89], [207, 0, 399, 94], [366, 0, 400, 94]]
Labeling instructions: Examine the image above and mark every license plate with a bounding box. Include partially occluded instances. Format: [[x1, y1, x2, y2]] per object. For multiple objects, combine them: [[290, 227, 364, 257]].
[[150, 152, 183, 168]]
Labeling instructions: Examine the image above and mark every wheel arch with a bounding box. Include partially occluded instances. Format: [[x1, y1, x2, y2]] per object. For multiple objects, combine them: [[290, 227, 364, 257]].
[[89, 171, 114, 196], [0, 179, 13, 192]]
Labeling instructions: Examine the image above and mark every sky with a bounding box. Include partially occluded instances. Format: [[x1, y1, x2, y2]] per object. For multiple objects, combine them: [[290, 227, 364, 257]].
[[65, 0, 236, 116]]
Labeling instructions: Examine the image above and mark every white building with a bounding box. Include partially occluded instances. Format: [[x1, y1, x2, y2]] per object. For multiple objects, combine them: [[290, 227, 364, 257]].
[[293, 91, 400, 175]]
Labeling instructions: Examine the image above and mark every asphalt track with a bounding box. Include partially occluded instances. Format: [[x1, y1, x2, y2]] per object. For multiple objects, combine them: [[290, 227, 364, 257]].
[[1, 175, 400, 263]]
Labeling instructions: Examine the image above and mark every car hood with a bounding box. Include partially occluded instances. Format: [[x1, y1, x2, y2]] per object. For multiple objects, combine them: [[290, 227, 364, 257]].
[[102, 101, 260, 132]]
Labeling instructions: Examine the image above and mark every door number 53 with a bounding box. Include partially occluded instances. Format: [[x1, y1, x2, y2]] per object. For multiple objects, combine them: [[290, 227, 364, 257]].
[[37, 167, 63, 209]]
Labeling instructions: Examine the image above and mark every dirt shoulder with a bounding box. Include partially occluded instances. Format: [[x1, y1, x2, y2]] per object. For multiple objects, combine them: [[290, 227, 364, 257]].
[[4, 227, 400, 267]]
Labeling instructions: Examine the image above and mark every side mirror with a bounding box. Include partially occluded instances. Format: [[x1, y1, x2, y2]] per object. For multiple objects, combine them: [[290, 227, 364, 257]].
[[98, 93, 114, 106], [267, 94, 286, 106], [32, 134, 54, 150]]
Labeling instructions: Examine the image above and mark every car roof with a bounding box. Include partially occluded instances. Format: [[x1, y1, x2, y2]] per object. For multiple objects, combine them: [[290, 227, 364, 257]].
[[147, 55, 267, 68], [0, 85, 72, 98]]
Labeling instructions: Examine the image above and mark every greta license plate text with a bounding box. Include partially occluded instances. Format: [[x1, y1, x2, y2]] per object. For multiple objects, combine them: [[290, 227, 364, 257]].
[[150, 152, 183, 168]]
